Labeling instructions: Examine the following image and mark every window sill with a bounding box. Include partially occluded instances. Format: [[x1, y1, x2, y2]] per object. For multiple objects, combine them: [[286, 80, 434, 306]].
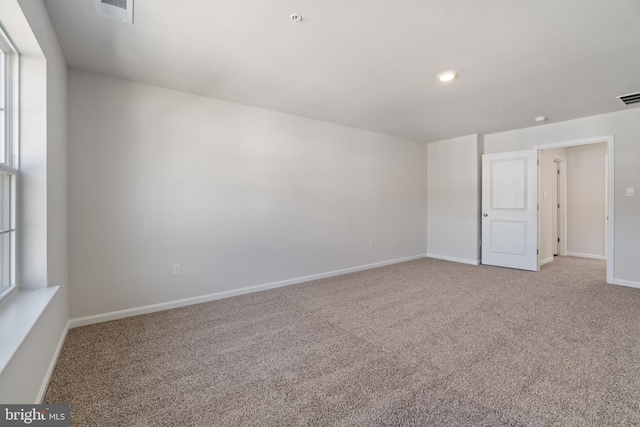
[[0, 286, 59, 374]]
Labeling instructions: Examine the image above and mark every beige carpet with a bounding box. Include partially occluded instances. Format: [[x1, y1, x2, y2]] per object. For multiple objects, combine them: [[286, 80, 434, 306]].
[[45, 257, 640, 426]]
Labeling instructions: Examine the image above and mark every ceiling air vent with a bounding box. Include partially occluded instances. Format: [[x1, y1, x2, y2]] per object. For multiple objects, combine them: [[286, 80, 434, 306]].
[[95, 0, 134, 24], [616, 92, 640, 106]]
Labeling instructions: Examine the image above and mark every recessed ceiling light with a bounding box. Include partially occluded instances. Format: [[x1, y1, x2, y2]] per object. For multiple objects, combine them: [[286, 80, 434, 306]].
[[290, 14, 303, 23], [535, 116, 547, 122], [437, 71, 458, 82]]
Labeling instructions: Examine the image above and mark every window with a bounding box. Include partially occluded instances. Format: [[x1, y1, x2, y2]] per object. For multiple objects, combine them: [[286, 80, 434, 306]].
[[0, 26, 18, 303]]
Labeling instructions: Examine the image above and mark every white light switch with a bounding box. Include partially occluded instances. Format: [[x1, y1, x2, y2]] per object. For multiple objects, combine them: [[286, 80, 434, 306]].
[[626, 187, 635, 197]]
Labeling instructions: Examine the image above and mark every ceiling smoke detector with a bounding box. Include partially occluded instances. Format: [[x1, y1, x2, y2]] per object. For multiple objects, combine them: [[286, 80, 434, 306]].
[[95, 0, 134, 24], [290, 14, 303, 23]]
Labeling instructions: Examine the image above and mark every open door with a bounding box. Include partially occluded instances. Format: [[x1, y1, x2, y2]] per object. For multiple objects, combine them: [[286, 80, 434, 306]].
[[482, 149, 538, 271]]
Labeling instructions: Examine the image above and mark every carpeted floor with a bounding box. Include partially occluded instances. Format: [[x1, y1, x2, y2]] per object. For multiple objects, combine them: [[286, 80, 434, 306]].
[[45, 257, 640, 426]]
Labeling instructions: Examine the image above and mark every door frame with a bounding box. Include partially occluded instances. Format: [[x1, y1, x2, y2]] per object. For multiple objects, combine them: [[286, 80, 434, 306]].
[[534, 136, 614, 284], [553, 155, 566, 257]]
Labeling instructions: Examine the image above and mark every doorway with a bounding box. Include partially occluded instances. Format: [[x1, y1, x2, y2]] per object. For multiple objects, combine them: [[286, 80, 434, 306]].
[[536, 137, 614, 284]]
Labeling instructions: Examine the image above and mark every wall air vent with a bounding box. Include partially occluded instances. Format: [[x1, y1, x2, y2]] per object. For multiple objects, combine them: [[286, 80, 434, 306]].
[[95, 0, 134, 24], [616, 92, 640, 106]]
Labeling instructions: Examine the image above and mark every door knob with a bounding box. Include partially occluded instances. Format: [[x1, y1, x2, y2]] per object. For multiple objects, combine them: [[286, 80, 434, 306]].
[[483, 213, 488, 217]]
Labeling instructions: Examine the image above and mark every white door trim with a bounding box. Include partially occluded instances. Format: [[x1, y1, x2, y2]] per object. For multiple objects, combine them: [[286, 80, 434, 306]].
[[534, 136, 614, 284], [553, 155, 566, 257]]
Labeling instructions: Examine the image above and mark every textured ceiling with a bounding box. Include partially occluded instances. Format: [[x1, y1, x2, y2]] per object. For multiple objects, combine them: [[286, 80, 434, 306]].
[[45, 0, 640, 142]]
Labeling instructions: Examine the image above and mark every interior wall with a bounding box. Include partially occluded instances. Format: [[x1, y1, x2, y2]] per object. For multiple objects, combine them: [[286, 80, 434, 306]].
[[484, 108, 640, 286], [426, 134, 482, 264], [566, 143, 607, 258], [0, 0, 68, 403], [67, 69, 428, 319]]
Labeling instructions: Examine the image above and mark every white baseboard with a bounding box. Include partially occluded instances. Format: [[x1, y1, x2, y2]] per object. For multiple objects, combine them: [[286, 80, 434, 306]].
[[611, 278, 640, 289], [426, 253, 480, 266], [566, 252, 606, 260], [540, 257, 554, 266], [37, 320, 69, 403], [69, 253, 428, 329]]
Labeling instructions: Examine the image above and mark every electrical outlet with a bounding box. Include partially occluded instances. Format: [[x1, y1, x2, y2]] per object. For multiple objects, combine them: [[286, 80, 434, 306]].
[[369, 241, 374, 249], [172, 264, 181, 276]]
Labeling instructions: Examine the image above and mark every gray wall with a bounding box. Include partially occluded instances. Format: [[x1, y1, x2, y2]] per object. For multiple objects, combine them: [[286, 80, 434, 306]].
[[426, 134, 482, 264], [566, 143, 607, 258], [68, 70, 428, 319]]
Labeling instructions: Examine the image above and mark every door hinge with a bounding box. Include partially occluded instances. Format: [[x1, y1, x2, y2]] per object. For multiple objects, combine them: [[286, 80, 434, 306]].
[[537, 159, 540, 166], [537, 249, 539, 255], [558, 203, 560, 208], [537, 204, 539, 210], [557, 169, 560, 175], [558, 238, 560, 242]]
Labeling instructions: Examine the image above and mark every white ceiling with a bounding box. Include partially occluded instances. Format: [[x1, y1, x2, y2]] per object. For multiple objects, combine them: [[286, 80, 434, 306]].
[[45, 0, 640, 142]]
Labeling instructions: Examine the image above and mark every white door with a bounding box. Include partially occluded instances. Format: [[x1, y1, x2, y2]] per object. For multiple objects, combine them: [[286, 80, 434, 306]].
[[482, 149, 538, 271]]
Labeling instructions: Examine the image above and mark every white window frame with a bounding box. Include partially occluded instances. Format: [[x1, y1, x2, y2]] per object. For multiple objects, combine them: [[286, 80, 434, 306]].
[[0, 25, 19, 304]]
